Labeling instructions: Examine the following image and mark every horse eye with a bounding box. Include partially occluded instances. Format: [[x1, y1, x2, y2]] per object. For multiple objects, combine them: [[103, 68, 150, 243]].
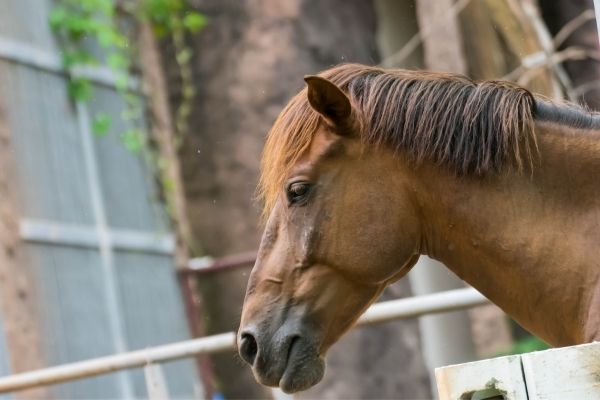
[[286, 182, 311, 205]]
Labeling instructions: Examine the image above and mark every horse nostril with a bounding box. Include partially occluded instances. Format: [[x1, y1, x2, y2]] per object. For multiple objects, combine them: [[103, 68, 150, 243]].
[[239, 332, 258, 365]]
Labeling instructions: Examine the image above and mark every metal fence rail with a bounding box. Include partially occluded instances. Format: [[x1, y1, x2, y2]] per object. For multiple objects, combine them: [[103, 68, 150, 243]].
[[0, 287, 488, 394]]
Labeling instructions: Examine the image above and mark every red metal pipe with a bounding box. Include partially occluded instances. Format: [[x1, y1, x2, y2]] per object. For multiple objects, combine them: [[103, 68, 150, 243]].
[[176, 250, 257, 396]]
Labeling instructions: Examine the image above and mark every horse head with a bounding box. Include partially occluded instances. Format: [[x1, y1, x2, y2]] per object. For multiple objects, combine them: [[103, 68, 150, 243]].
[[238, 73, 421, 393], [238, 62, 600, 392]]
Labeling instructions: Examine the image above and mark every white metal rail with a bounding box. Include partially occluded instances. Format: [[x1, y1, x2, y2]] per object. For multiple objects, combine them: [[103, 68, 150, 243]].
[[0, 287, 488, 393], [19, 219, 174, 255], [0, 37, 140, 90]]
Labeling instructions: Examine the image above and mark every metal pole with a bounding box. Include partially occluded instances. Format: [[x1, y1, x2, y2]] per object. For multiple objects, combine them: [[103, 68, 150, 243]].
[[0, 288, 488, 394], [357, 287, 488, 325], [0, 333, 236, 393]]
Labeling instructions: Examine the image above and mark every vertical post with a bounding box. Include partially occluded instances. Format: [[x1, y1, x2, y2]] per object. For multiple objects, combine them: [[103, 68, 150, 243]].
[[177, 271, 214, 398], [594, 0, 600, 45], [411, 1, 476, 394], [408, 259, 475, 387], [76, 103, 133, 399], [144, 364, 170, 400]]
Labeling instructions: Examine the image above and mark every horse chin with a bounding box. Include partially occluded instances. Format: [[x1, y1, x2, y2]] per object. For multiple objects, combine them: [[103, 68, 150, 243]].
[[248, 333, 325, 393], [278, 339, 325, 394]]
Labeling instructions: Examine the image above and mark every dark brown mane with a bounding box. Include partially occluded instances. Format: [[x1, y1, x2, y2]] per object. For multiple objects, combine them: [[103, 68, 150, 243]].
[[534, 99, 600, 129], [260, 64, 541, 215]]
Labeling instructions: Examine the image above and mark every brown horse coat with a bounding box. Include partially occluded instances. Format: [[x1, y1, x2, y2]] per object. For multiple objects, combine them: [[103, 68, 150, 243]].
[[238, 64, 600, 393]]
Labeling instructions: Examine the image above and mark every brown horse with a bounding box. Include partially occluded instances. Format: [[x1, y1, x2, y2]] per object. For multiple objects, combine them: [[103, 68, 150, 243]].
[[237, 64, 600, 393]]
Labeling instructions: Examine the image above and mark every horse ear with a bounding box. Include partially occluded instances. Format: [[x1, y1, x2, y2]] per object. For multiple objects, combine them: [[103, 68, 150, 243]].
[[304, 75, 353, 135]]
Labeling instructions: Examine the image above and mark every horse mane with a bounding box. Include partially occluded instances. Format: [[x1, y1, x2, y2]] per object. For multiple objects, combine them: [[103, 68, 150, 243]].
[[534, 98, 600, 129], [260, 63, 542, 216]]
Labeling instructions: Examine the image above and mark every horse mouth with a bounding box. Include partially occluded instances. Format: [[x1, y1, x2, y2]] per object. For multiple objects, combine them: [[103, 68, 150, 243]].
[[277, 336, 325, 393], [285, 336, 301, 369]]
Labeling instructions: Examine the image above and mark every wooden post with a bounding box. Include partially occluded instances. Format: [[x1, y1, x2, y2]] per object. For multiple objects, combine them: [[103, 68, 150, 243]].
[[0, 65, 47, 400], [436, 354, 527, 400], [594, 0, 600, 45], [415, 0, 467, 73], [138, 22, 211, 398], [137, 22, 195, 266], [482, 0, 558, 97], [436, 342, 600, 399]]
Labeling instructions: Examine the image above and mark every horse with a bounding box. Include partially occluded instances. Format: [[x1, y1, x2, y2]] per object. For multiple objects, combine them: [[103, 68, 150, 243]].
[[237, 63, 600, 393]]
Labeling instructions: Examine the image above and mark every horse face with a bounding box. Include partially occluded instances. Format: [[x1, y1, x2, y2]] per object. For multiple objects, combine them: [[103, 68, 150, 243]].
[[238, 77, 422, 393]]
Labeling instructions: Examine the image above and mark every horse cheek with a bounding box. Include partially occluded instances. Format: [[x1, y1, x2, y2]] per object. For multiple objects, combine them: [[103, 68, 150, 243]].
[[325, 190, 417, 283]]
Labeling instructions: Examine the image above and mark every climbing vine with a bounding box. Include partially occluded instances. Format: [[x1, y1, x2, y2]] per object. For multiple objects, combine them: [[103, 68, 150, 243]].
[[49, 0, 205, 151]]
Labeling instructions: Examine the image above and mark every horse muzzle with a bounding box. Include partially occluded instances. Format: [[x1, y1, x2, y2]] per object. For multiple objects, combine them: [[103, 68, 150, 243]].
[[237, 324, 325, 393]]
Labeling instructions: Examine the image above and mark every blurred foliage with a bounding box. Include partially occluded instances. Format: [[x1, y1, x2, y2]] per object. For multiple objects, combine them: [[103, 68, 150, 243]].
[[49, 0, 205, 151], [138, 0, 207, 36], [496, 336, 550, 356], [134, 0, 204, 144]]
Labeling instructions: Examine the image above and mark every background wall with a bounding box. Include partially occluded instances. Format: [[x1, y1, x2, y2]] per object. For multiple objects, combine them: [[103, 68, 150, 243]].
[[0, 1, 201, 398], [0, 0, 598, 399]]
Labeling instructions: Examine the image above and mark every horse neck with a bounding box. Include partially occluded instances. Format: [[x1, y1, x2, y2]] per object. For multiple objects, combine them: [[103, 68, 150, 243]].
[[410, 120, 600, 346]]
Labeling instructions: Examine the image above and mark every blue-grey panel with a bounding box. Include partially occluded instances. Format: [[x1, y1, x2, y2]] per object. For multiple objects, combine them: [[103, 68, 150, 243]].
[[115, 251, 199, 399], [0, 62, 94, 225], [25, 243, 123, 399], [88, 86, 169, 232], [0, 1, 58, 50], [0, 2, 200, 398]]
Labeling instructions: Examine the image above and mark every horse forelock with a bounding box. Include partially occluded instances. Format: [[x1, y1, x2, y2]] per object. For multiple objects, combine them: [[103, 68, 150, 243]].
[[259, 63, 539, 219], [258, 90, 319, 221]]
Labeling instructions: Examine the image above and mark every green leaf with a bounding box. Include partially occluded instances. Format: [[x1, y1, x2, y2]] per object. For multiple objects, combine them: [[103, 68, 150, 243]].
[[183, 12, 207, 33], [107, 53, 129, 70], [49, 7, 68, 30], [124, 93, 140, 107], [68, 78, 93, 102], [151, 23, 169, 37], [63, 50, 97, 68], [120, 129, 144, 153], [176, 48, 191, 64], [121, 104, 143, 121], [162, 177, 175, 192], [62, 52, 79, 69], [107, 29, 129, 49], [97, 29, 116, 47], [96, 0, 115, 16], [495, 336, 550, 357], [92, 113, 112, 136], [114, 74, 129, 92], [64, 15, 92, 39]]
